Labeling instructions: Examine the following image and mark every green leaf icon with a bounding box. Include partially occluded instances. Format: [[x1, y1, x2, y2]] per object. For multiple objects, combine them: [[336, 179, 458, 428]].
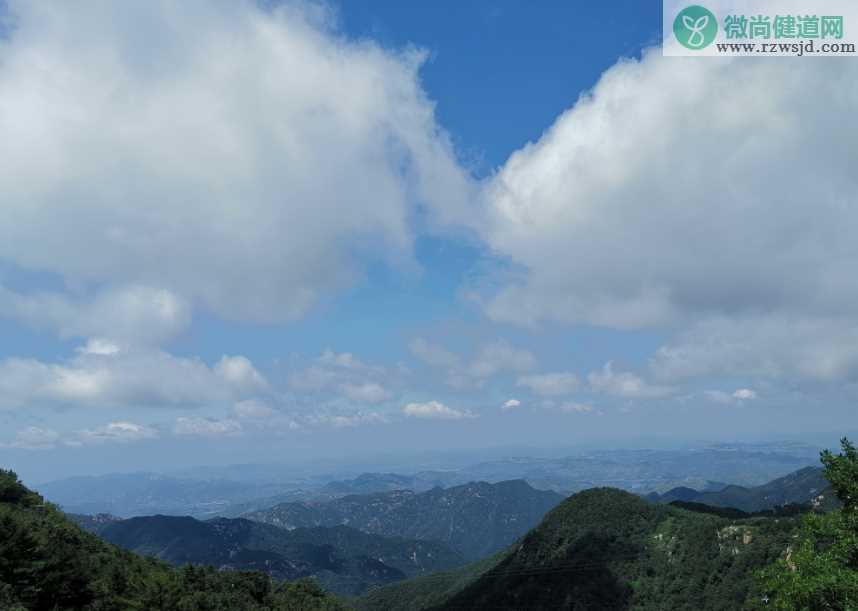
[[674, 6, 718, 50]]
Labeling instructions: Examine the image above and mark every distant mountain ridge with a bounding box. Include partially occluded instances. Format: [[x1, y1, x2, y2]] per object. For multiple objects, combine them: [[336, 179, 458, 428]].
[[646, 466, 836, 512], [36, 442, 823, 518], [244, 479, 564, 560], [75, 513, 463, 596], [38, 471, 300, 517]]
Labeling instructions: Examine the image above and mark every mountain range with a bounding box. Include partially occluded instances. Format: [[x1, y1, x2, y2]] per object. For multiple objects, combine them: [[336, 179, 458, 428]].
[[645, 466, 836, 512], [244, 479, 564, 561], [5, 459, 842, 610], [35, 442, 823, 518], [71, 513, 463, 597], [356, 488, 799, 610]]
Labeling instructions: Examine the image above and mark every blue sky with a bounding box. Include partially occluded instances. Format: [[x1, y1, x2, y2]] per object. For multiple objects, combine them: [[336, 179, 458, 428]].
[[1, 0, 856, 482]]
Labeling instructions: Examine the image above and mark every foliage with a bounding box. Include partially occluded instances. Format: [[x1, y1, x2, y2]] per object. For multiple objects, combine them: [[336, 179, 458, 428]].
[[86, 513, 460, 596], [760, 438, 858, 610], [0, 468, 346, 611], [359, 488, 798, 610], [353, 550, 506, 611]]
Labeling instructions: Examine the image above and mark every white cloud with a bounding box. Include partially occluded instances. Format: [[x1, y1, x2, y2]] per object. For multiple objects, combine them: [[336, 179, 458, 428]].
[[1, 421, 159, 449], [173, 416, 242, 438], [651, 315, 858, 383], [411, 338, 535, 388], [402, 400, 475, 421], [588, 362, 674, 399], [477, 52, 858, 331], [0, 348, 266, 410], [733, 388, 757, 401], [0, 426, 60, 450], [286, 350, 393, 405], [516, 372, 580, 396], [77, 339, 122, 356], [0, 0, 472, 324], [704, 388, 758, 406], [71, 421, 159, 445], [471, 49, 858, 392], [0, 285, 190, 347], [214, 355, 269, 394], [501, 398, 521, 410]]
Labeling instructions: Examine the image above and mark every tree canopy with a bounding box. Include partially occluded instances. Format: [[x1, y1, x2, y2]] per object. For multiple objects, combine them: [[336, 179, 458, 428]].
[[760, 438, 858, 610]]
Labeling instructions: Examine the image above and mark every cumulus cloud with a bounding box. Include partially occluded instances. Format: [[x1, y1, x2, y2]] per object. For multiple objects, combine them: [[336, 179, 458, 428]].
[[477, 52, 858, 331], [0, 426, 61, 450], [0, 347, 266, 409], [471, 48, 858, 393], [651, 315, 858, 383], [0, 0, 472, 324], [516, 372, 580, 396], [410, 338, 535, 388], [588, 362, 674, 399], [501, 398, 521, 410], [1, 421, 158, 449], [733, 388, 757, 401], [77, 339, 122, 357], [70, 421, 159, 445], [0, 285, 190, 347], [287, 350, 393, 405], [214, 355, 270, 394], [402, 400, 475, 421]]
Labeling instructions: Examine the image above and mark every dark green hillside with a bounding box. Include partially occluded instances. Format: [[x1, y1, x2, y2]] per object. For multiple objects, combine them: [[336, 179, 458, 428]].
[[353, 551, 506, 611], [357, 488, 799, 611], [95, 514, 463, 596], [0, 468, 344, 610], [441, 489, 796, 610], [246, 479, 563, 560]]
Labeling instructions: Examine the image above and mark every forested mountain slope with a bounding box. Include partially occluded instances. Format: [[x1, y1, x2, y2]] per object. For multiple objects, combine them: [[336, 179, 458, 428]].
[[0, 468, 345, 610], [246, 479, 563, 560], [82, 513, 462, 596], [356, 488, 798, 611]]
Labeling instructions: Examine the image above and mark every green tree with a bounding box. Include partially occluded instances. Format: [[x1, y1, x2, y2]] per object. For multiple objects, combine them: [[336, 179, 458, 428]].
[[761, 438, 858, 610], [0, 468, 346, 611]]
